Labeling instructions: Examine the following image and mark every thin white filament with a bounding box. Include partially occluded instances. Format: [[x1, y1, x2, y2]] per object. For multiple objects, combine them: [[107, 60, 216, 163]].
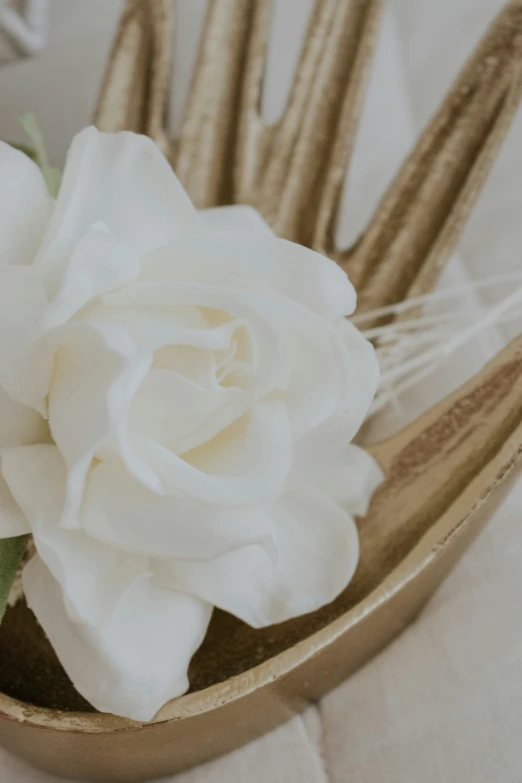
[[359, 275, 522, 420]]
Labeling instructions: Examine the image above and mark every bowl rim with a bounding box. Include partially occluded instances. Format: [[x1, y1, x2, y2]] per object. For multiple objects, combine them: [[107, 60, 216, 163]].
[[0, 427, 519, 734]]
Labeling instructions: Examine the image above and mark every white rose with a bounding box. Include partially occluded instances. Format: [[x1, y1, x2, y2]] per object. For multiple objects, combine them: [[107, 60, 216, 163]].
[[0, 128, 381, 721]]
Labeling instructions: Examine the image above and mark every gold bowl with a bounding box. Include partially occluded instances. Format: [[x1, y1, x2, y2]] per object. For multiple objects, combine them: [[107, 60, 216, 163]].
[[0, 2, 522, 780]]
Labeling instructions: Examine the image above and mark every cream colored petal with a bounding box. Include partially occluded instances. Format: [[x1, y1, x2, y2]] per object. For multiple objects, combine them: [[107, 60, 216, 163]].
[[0, 469, 29, 537], [336, 316, 380, 437], [24, 556, 212, 721], [0, 386, 48, 450], [82, 459, 274, 560], [0, 141, 51, 266], [3, 445, 147, 626], [0, 265, 49, 412], [129, 368, 247, 455], [261, 293, 357, 439], [199, 205, 273, 235], [102, 281, 290, 396], [36, 127, 200, 293], [308, 443, 383, 517], [47, 320, 147, 528], [142, 231, 356, 320], [156, 485, 359, 628], [122, 400, 293, 506], [45, 223, 141, 328]]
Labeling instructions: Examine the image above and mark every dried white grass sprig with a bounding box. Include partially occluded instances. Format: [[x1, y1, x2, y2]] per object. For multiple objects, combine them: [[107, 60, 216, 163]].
[[360, 273, 522, 418]]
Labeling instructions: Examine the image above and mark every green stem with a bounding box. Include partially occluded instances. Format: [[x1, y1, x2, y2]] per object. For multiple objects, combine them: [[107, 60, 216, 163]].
[[0, 535, 29, 624]]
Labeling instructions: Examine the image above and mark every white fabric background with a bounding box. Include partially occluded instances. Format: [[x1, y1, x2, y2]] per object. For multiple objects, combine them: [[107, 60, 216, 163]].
[[0, 1, 521, 780]]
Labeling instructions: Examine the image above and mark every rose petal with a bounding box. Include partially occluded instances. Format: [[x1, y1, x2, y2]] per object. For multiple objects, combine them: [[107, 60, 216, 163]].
[[336, 316, 380, 437], [129, 368, 247, 455], [45, 222, 141, 328], [292, 415, 360, 475], [260, 293, 356, 439], [36, 127, 201, 293], [290, 319, 378, 472], [0, 266, 50, 412], [47, 320, 148, 527], [307, 443, 383, 516], [120, 400, 293, 506], [82, 459, 274, 560], [0, 265, 47, 329], [0, 468, 29, 536], [0, 141, 51, 266], [24, 556, 212, 721], [0, 385, 48, 450], [81, 302, 243, 386], [142, 231, 356, 319], [152, 344, 217, 387], [3, 445, 148, 625], [102, 281, 290, 396], [199, 205, 274, 236], [156, 485, 359, 628], [85, 304, 239, 356]]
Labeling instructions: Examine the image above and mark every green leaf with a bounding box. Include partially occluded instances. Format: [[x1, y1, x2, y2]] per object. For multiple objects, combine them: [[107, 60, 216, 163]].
[[19, 112, 62, 198], [0, 535, 29, 625], [8, 141, 38, 162]]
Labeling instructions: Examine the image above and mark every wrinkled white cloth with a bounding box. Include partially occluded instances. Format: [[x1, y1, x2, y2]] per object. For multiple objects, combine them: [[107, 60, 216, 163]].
[[0, 0, 521, 780]]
